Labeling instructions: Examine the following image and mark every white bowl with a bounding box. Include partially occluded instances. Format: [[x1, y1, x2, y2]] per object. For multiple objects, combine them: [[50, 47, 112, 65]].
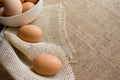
[[0, 0, 43, 27]]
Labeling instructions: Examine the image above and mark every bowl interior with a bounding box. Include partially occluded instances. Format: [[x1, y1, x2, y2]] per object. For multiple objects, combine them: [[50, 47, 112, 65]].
[[0, 0, 43, 27]]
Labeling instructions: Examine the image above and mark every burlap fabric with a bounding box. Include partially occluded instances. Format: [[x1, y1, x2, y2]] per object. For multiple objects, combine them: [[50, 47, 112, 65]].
[[0, 3, 75, 80]]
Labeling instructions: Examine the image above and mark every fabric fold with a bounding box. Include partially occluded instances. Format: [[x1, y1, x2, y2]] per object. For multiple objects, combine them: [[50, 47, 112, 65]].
[[0, 3, 75, 80]]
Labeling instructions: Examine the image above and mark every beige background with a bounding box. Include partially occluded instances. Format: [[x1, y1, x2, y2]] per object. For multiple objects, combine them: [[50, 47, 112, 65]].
[[1, 0, 120, 80], [44, 0, 120, 80]]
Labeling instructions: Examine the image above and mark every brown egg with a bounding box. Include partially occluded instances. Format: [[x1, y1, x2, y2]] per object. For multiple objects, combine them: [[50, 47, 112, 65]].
[[22, 2, 35, 12], [4, 0, 22, 16], [0, 7, 4, 16], [32, 54, 62, 76], [26, 0, 38, 4], [18, 25, 42, 43], [20, 0, 25, 3]]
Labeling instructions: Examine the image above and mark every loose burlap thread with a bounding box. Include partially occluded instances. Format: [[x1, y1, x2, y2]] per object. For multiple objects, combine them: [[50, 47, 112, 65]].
[[0, 3, 75, 80]]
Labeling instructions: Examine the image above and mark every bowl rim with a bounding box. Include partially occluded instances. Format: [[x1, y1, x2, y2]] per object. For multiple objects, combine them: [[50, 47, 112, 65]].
[[0, 0, 41, 19]]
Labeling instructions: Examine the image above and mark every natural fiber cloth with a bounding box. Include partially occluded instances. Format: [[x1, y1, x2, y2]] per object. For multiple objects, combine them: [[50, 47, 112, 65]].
[[0, 3, 75, 80]]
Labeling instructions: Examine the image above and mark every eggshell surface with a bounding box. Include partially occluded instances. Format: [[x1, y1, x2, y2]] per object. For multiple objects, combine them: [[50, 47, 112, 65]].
[[26, 0, 38, 4], [0, 7, 4, 16], [17, 25, 42, 43], [22, 2, 35, 12], [4, 0, 22, 16], [20, 0, 25, 3], [32, 54, 62, 76]]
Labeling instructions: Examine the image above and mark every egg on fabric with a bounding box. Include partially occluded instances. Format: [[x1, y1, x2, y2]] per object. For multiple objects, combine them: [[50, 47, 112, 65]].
[[0, 7, 4, 16], [17, 25, 42, 43], [32, 54, 62, 76], [26, 0, 38, 4], [4, 0, 22, 16], [22, 2, 35, 12]]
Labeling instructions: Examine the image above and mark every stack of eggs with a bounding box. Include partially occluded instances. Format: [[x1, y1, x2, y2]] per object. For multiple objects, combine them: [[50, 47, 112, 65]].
[[0, 0, 38, 17]]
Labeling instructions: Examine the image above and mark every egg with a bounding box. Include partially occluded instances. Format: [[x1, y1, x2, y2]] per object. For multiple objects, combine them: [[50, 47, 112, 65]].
[[32, 54, 62, 76], [20, 0, 25, 3], [26, 0, 38, 4], [18, 25, 42, 43], [4, 0, 22, 16], [0, 7, 4, 16], [22, 2, 35, 12]]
